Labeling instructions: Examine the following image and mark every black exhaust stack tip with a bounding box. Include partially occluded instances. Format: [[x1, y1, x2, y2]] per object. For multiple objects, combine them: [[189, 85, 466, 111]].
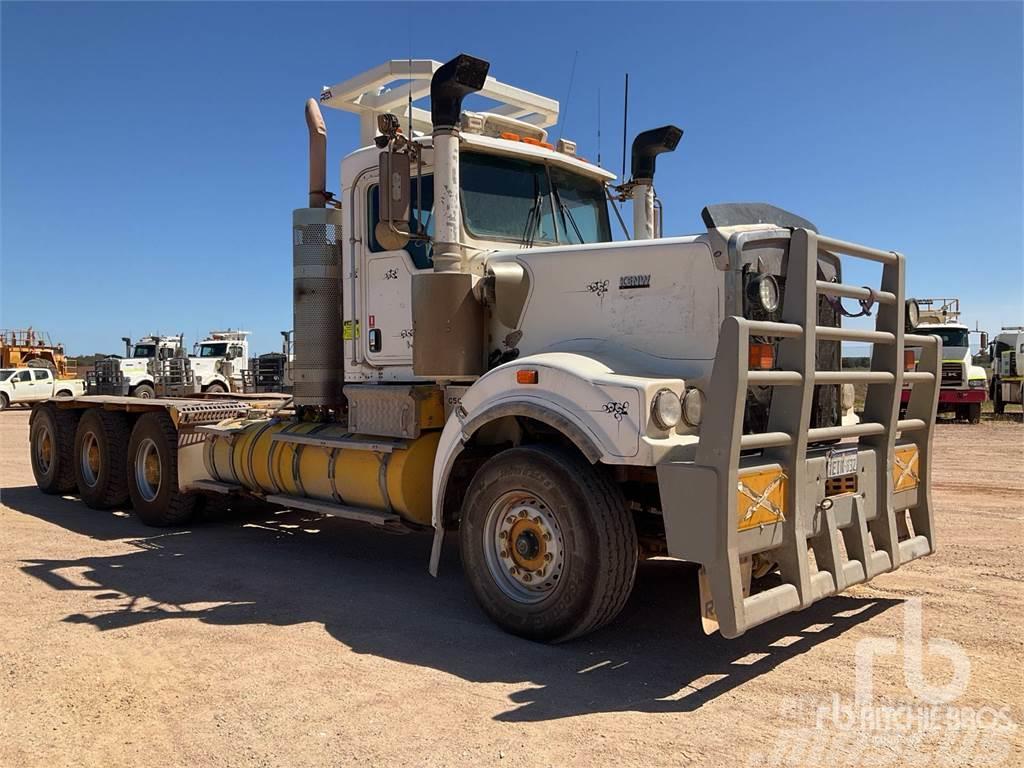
[[630, 125, 683, 181], [430, 54, 490, 129]]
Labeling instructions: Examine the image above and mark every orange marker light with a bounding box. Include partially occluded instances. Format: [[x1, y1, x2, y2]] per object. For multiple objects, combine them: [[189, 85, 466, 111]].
[[521, 137, 541, 146], [500, 132, 521, 142], [516, 369, 539, 384], [903, 349, 917, 372], [539, 142, 553, 150], [748, 343, 775, 370]]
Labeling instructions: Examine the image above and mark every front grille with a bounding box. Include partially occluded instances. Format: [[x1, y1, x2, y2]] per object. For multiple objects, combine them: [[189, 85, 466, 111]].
[[941, 362, 963, 387]]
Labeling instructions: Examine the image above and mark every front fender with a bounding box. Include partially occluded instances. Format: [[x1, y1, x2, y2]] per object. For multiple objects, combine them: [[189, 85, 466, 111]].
[[430, 352, 684, 531]]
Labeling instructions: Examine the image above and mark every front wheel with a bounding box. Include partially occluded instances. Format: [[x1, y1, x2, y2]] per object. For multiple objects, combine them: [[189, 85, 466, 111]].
[[127, 412, 197, 526], [204, 381, 228, 394], [967, 402, 982, 424], [459, 445, 638, 643], [0, 393, 8, 411], [132, 383, 155, 399], [993, 380, 1005, 414]]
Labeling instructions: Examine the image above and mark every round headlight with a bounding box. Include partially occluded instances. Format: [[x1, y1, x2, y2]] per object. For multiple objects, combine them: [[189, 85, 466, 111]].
[[651, 388, 682, 430], [905, 299, 920, 330], [747, 273, 780, 313], [681, 387, 705, 427]]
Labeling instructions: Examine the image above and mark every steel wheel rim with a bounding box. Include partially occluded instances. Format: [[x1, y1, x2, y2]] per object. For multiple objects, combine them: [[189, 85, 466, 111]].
[[135, 438, 161, 502], [482, 490, 565, 605], [80, 431, 100, 487], [137, 388, 153, 399], [36, 423, 53, 474]]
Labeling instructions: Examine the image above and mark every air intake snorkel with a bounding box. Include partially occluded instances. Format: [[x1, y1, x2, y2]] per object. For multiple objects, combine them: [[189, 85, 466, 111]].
[[411, 54, 490, 379], [628, 125, 683, 239], [429, 54, 489, 273]]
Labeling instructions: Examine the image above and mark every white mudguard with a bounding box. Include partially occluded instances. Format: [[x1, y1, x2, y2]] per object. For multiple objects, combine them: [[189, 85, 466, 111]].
[[428, 351, 686, 572]]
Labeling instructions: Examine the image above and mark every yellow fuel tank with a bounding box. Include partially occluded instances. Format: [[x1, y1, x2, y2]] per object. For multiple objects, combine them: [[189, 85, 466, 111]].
[[205, 418, 439, 525]]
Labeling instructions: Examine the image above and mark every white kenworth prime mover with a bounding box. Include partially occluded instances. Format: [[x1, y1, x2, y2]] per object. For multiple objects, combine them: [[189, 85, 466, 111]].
[[901, 298, 987, 423], [26, 55, 941, 642], [88, 334, 186, 398], [189, 330, 251, 393], [989, 326, 1024, 413]]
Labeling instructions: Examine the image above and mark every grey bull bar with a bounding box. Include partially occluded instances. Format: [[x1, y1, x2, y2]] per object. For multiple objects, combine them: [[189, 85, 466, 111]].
[[657, 228, 942, 638]]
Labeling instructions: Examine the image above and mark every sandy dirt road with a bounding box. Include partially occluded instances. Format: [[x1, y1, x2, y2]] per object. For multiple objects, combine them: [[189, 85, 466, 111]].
[[1, 408, 1021, 767]]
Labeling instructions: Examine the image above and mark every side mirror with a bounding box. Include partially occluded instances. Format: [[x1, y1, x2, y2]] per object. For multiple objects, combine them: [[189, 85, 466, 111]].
[[979, 331, 989, 350], [376, 149, 411, 251]]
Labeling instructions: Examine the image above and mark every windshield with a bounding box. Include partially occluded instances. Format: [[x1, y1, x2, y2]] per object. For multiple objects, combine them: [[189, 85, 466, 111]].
[[0, 370, 14, 382], [198, 343, 227, 358], [132, 344, 155, 358], [460, 152, 611, 245], [928, 328, 970, 348]]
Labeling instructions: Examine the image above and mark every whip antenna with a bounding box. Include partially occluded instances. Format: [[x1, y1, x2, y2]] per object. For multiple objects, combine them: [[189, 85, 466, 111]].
[[621, 73, 629, 181], [558, 50, 579, 142]]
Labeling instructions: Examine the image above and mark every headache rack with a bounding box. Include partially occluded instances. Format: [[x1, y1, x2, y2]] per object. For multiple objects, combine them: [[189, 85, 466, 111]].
[[658, 228, 942, 638]]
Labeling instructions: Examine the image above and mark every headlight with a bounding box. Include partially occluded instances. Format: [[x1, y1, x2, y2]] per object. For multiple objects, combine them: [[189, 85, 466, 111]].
[[905, 299, 920, 330], [747, 273, 780, 313], [681, 387, 705, 427], [651, 388, 682, 430], [968, 379, 986, 389]]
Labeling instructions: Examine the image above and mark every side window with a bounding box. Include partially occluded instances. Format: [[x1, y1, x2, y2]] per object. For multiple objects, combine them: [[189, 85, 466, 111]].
[[230, 345, 244, 359], [18, 370, 32, 382], [33, 369, 50, 381], [368, 175, 434, 270]]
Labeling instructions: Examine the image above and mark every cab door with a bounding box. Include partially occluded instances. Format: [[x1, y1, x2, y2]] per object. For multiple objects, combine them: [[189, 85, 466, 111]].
[[361, 174, 435, 369]]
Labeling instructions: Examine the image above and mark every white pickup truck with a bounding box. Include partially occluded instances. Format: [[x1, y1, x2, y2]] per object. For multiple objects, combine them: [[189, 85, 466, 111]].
[[0, 368, 86, 410]]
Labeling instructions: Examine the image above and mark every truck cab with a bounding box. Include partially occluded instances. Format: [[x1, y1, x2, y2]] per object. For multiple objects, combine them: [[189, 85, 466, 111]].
[[989, 326, 1024, 413], [901, 299, 987, 422], [189, 331, 250, 393], [113, 334, 186, 398]]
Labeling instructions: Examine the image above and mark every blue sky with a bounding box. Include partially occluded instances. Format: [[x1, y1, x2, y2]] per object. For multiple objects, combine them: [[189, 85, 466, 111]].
[[2, 1, 1021, 356]]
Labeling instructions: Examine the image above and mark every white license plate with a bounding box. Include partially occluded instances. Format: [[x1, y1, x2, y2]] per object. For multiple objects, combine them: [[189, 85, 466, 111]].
[[826, 446, 858, 478]]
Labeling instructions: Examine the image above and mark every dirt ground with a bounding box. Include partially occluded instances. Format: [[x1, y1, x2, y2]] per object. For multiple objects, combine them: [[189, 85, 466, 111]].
[[1, 409, 1021, 767]]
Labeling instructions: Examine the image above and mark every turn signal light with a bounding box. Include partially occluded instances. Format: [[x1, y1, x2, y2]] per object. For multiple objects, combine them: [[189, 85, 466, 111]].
[[516, 369, 539, 384], [748, 343, 775, 370], [904, 349, 917, 372]]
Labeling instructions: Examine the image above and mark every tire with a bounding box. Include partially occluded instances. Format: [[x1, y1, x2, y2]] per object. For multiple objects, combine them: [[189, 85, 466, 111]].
[[56, 389, 72, 398], [967, 402, 982, 424], [0, 393, 8, 411], [127, 412, 197, 526], [459, 444, 638, 643], [30, 404, 80, 494], [132, 383, 156, 399], [993, 380, 1005, 414], [204, 381, 227, 394], [73, 408, 131, 509]]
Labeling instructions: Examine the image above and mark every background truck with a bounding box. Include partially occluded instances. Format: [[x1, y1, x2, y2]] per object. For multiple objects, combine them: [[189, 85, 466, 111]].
[[244, 331, 293, 394], [902, 298, 987, 423], [26, 54, 941, 643], [89, 334, 187, 398], [989, 326, 1024, 413], [1, 367, 84, 409], [190, 330, 250, 393], [1, 328, 78, 379]]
